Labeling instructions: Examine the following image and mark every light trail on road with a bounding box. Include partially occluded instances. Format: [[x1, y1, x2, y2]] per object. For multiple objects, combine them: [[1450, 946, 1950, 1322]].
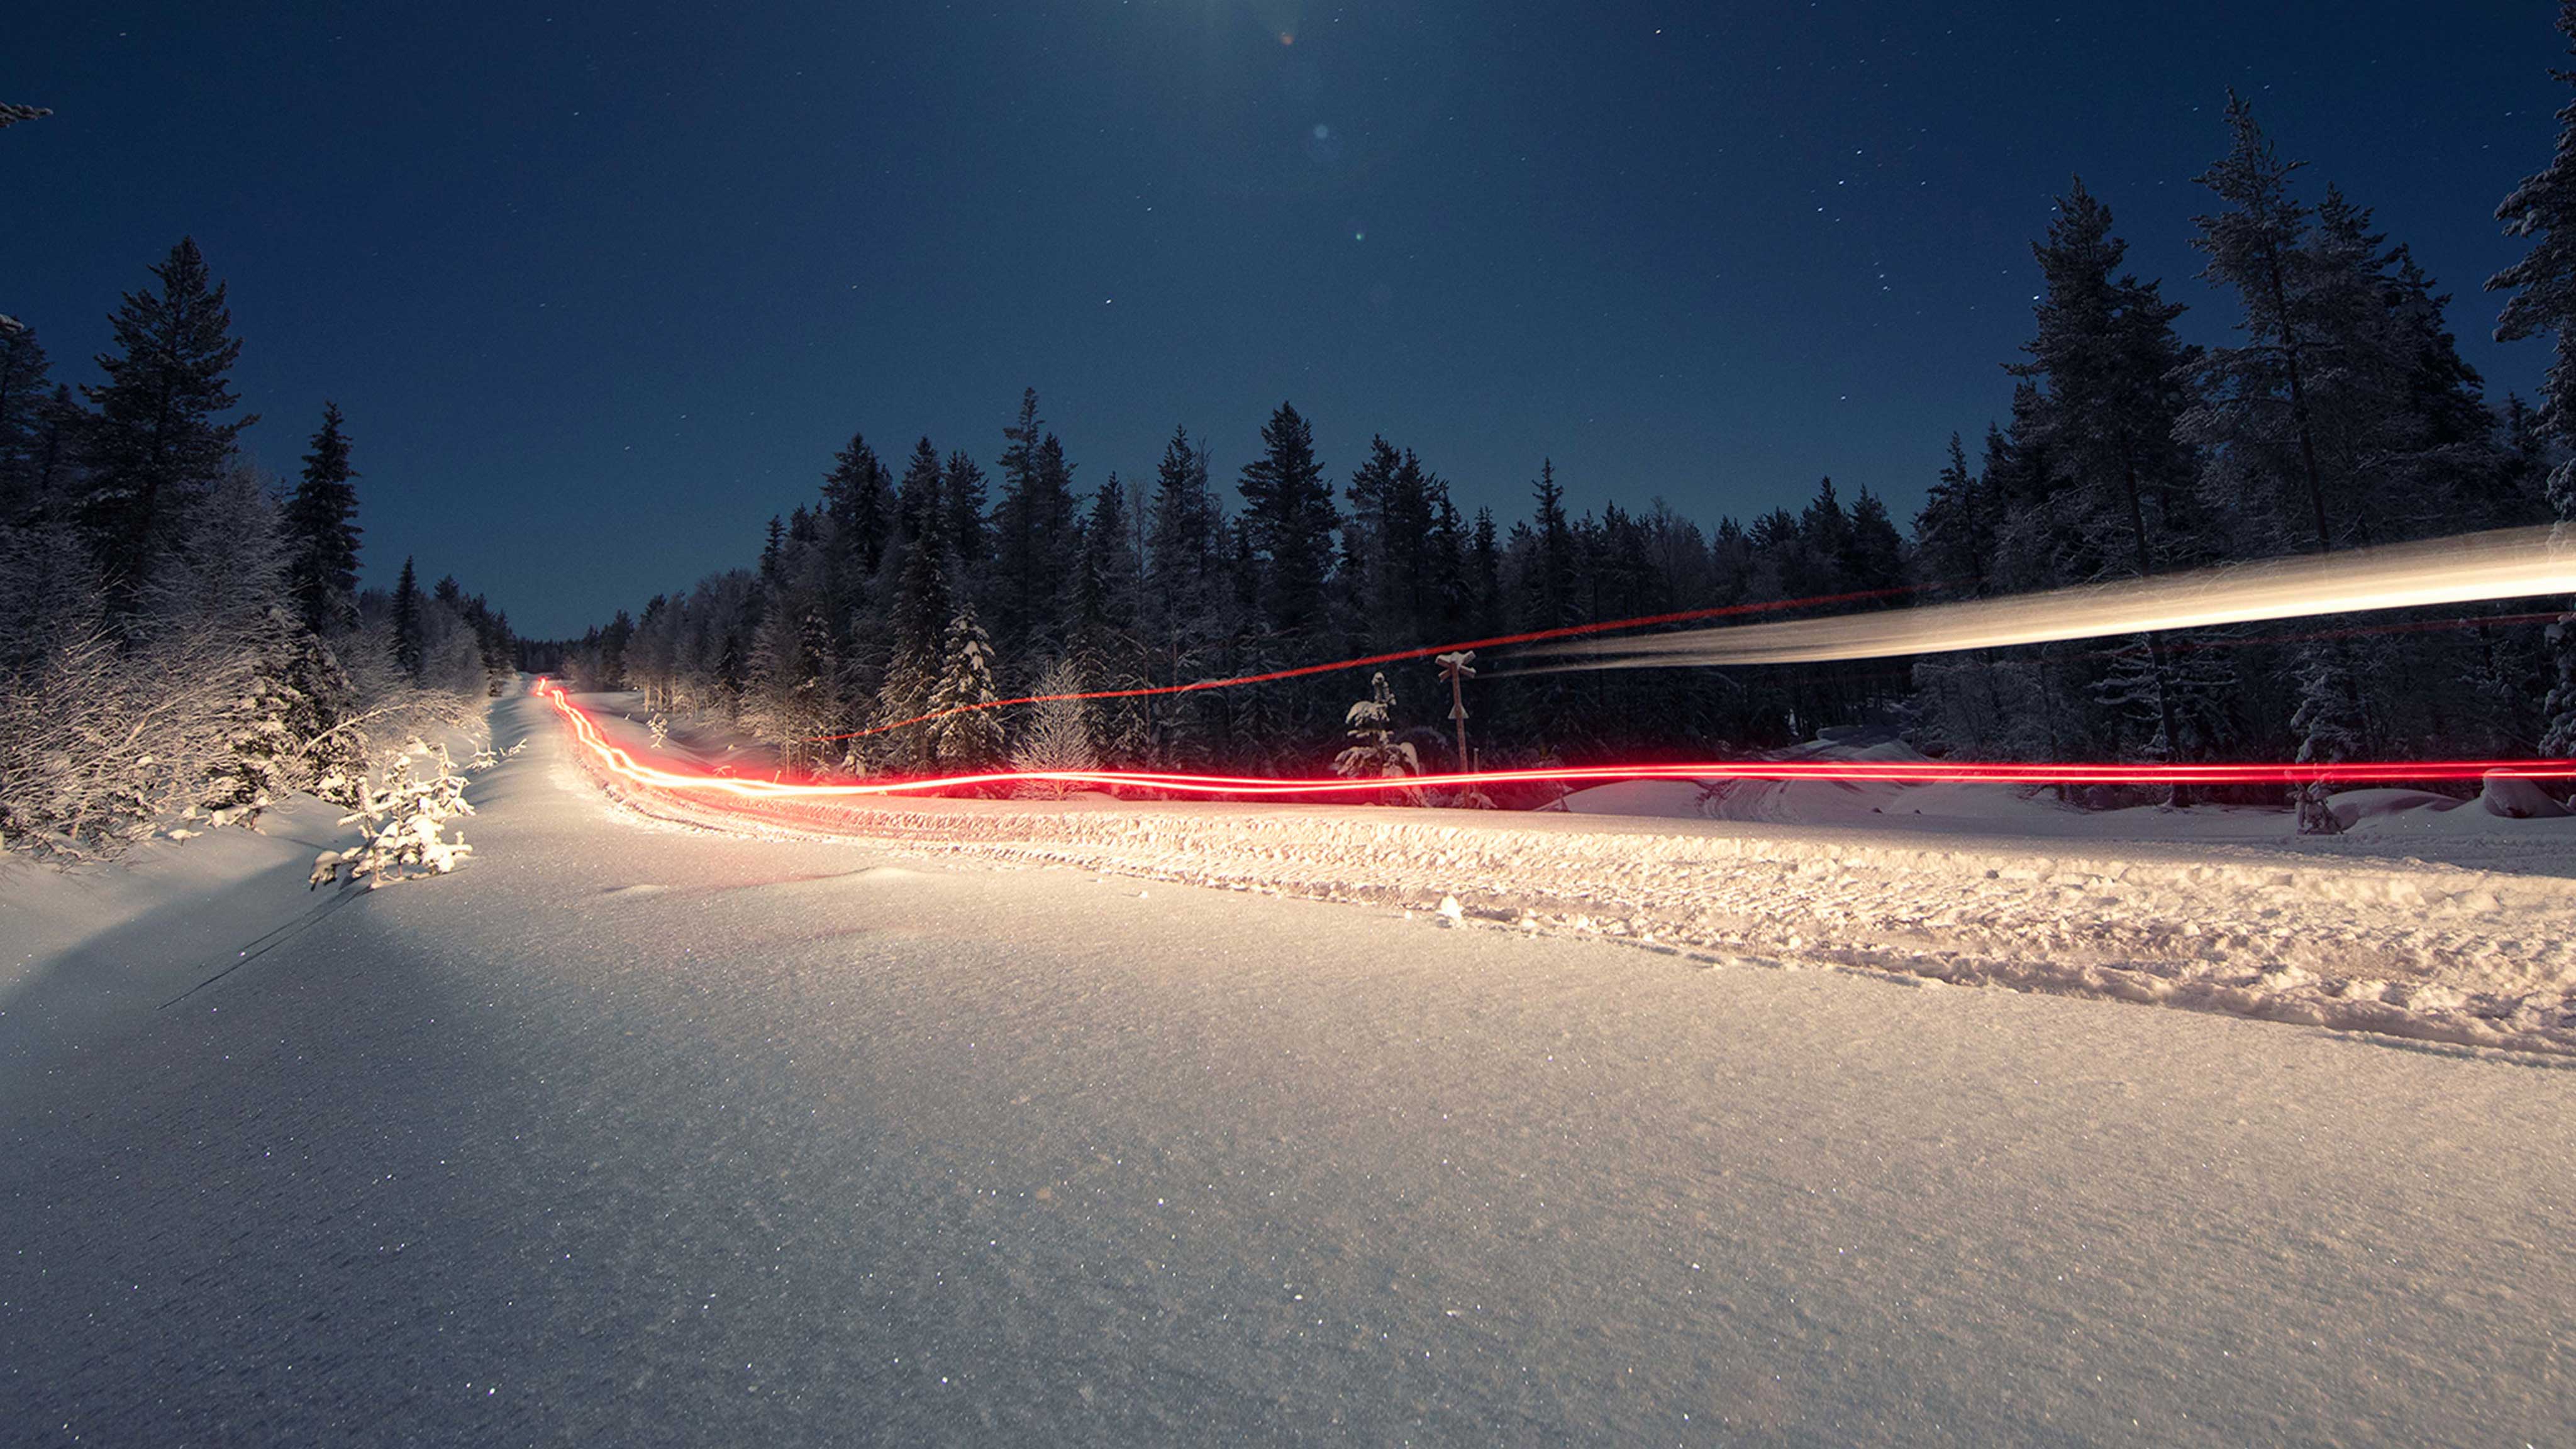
[[541, 680, 2576, 801], [1510, 525, 2576, 675]]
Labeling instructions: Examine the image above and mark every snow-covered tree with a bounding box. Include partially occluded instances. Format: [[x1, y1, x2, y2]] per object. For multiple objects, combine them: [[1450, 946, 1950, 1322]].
[[1333, 672, 1419, 780], [1143, 425, 1231, 763], [1011, 657, 1098, 794], [311, 741, 474, 888], [742, 605, 840, 772], [924, 602, 1004, 768], [79, 238, 256, 603], [2012, 178, 2221, 769]]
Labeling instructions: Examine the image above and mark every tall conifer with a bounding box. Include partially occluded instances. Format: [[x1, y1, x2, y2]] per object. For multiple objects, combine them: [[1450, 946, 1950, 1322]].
[[80, 238, 256, 594], [284, 402, 362, 635]]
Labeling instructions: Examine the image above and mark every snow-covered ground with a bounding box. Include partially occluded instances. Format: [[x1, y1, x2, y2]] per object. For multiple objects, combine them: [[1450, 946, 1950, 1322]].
[[0, 711, 494, 1094], [572, 702, 2576, 1058], [6, 689, 2574, 1445]]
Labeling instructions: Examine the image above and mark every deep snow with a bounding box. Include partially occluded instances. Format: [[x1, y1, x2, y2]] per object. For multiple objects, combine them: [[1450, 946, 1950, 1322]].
[[3, 689, 2573, 1445]]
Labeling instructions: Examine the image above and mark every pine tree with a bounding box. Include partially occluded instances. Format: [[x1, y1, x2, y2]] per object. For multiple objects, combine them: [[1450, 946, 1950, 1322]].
[[79, 238, 257, 598], [392, 556, 423, 680], [284, 402, 362, 635], [2492, 0, 2576, 758]]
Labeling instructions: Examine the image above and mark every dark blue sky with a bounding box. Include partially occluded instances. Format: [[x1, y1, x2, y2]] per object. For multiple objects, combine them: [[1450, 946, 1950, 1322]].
[[5, 1, 2563, 636]]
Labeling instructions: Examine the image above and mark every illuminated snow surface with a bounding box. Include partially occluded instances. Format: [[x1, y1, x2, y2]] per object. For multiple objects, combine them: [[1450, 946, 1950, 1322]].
[[1, 689, 2571, 1445]]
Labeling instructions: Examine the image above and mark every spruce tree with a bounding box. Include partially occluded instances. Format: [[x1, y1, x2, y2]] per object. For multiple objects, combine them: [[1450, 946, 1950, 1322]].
[[897, 437, 943, 547], [1145, 425, 1223, 649], [943, 449, 989, 567], [1069, 473, 1148, 762], [2012, 179, 2209, 765], [1913, 432, 1989, 595], [1521, 459, 1575, 630], [2186, 95, 2333, 556], [1144, 426, 1226, 758], [925, 602, 1004, 767], [0, 323, 51, 518], [2188, 97, 2378, 826], [1236, 402, 1338, 640], [1070, 472, 1142, 655], [758, 515, 785, 583], [821, 431, 893, 574], [392, 555, 423, 680], [1468, 508, 1504, 638], [1340, 436, 1402, 648], [874, 528, 955, 768], [79, 238, 257, 596], [284, 402, 362, 635], [992, 389, 1080, 660]]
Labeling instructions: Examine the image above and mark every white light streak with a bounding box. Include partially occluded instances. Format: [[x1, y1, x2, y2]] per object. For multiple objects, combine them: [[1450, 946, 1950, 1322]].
[[1512, 528, 2576, 674]]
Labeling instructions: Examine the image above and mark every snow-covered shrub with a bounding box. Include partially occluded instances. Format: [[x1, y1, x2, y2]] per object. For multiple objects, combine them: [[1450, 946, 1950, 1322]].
[[309, 741, 475, 889], [1335, 672, 1420, 784], [0, 482, 338, 855], [1012, 657, 1097, 797]]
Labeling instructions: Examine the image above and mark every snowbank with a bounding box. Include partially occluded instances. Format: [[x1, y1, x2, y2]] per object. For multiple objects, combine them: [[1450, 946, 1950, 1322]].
[[0, 706, 498, 1088], [560, 699, 2576, 1059]]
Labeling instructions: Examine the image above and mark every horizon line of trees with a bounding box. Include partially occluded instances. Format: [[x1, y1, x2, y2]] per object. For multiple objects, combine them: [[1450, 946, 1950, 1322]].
[[540, 72, 2576, 819], [1, 238, 517, 858]]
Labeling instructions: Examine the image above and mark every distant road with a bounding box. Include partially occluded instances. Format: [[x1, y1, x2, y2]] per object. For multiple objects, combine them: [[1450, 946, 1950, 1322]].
[[3, 693, 2570, 1445]]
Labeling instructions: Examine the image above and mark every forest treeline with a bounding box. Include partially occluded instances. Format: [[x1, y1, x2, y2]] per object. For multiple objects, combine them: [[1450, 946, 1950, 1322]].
[[0, 240, 516, 858], [545, 94, 2576, 813]]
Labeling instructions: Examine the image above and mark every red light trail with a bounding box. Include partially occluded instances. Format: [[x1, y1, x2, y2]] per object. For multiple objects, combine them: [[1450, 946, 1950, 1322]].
[[541, 681, 2576, 803]]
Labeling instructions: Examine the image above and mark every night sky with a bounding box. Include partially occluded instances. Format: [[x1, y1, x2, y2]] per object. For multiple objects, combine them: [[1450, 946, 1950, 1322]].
[[4, 1, 2563, 636]]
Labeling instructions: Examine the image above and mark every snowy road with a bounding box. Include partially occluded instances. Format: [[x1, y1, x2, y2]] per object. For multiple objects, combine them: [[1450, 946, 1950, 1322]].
[[4, 692, 2573, 1446]]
